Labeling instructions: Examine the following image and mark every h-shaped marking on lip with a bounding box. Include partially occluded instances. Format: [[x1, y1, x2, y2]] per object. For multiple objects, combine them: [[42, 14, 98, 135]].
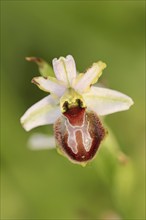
[[64, 115, 92, 154]]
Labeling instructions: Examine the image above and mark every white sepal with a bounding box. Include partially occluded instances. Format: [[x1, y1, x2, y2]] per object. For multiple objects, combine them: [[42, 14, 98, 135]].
[[83, 86, 134, 116], [20, 95, 61, 131], [53, 55, 77, 86], [27, 133, 56, 150]]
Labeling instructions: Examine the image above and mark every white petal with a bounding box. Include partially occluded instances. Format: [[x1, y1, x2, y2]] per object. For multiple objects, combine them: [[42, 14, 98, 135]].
[[74, 61, 106, 93], [20, 95, 61, 131], [83, 86, 134, 116], [32, 76, 67, 97], [27, 133, 56, 150], [52, 55, 77, 86]]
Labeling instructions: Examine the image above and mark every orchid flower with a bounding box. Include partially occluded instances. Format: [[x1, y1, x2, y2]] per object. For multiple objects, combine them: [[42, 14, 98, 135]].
[[20, 55, 133, 165]]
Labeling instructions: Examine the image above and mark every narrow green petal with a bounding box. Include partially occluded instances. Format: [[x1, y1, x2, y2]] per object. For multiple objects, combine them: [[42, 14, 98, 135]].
[[32, 76, 67, 97], [74, 61, 106, 92]]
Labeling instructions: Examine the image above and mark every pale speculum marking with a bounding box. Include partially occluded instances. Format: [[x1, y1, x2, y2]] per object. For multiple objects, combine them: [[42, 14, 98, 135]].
[[64, 114, 92, 154]]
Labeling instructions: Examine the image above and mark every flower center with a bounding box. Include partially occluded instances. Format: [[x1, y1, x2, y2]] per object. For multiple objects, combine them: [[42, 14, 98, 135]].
[[60, 88, 86, 113]]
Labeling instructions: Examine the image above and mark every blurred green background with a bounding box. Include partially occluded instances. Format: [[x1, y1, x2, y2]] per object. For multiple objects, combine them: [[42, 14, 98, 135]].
[[1, 1, 145, 219]]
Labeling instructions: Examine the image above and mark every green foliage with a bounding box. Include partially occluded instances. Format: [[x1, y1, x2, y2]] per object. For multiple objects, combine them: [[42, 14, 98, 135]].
[[1, 1, 145, 219]]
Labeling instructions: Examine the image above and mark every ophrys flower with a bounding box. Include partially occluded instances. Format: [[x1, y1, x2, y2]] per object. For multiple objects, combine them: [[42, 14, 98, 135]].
[[20, 55, 133, 165]]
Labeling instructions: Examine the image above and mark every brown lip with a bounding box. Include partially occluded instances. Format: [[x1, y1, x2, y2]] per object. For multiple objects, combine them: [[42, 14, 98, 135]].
[[54, 109, 106, 163]]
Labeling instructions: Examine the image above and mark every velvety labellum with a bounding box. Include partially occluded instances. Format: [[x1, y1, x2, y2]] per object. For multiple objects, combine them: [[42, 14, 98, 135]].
[[54, 106, 105, 163]]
